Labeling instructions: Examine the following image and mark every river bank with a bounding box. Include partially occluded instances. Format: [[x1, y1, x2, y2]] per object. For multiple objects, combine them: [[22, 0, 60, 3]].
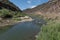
[[0, 14, 46, 40], [0, 17, 41, 40], [0, 16, 34, 28]]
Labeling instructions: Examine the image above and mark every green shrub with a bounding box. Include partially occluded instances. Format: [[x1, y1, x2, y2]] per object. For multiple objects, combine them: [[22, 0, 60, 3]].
[[0, 9, 26, 18], [36, 21, 60, 40]]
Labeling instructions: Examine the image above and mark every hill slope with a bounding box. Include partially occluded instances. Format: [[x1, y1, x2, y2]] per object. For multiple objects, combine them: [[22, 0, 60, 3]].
[[0, 0, 22, 11], [23, 0, 60, 19], [24, 0, 60, 14]]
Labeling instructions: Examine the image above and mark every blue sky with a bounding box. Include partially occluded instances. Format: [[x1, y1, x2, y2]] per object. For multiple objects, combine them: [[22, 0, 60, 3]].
[[9, 0, 49, 10]]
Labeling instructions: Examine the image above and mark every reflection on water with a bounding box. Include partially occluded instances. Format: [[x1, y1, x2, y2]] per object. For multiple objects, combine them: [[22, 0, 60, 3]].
[[0, 21, 40, 40]]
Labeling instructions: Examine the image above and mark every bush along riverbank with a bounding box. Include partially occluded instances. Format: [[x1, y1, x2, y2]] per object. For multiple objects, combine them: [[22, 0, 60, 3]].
[[0, 9, 28, 27], [36, 20, 60, 40]]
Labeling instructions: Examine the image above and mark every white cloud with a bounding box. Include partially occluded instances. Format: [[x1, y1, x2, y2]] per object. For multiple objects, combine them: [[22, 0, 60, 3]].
[[27, 1, 31, 4], [30, 6, 37, 8]]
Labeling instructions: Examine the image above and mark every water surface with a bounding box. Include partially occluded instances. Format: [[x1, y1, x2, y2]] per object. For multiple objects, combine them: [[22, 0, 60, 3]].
[[0, 21, 40, 40]]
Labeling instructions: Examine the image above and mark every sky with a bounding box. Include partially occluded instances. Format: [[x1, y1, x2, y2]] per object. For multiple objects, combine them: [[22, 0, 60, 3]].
[[9, 0, 49, 10]]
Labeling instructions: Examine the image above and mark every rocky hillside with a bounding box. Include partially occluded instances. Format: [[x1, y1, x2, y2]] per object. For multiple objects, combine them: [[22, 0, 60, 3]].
[[0, 0, 22, 11], [23, 0, 60, 20]]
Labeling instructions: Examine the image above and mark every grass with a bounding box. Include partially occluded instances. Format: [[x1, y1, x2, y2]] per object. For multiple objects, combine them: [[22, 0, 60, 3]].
[[36, 20, 60, 40], [12, 17, 21, 21]]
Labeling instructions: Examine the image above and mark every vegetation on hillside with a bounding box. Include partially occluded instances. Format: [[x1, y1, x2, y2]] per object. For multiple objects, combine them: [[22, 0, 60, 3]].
[[0, 9, 27, 21]]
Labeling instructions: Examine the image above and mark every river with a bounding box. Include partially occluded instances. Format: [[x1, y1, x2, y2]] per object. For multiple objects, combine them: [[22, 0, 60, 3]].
[[0, 20, 41, 40]]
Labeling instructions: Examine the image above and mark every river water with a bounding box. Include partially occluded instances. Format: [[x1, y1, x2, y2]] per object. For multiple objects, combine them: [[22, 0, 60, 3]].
[[0, 20, 40, 40]]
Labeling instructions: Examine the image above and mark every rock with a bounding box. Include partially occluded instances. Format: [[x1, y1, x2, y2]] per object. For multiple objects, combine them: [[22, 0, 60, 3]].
[[20, 16, 30, 20], [24, 16, 30, 19]]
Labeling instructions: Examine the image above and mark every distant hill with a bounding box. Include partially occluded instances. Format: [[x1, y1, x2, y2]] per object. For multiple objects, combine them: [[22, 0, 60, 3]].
[[23, 0, 60, 19], [23, 0, 60, 14]]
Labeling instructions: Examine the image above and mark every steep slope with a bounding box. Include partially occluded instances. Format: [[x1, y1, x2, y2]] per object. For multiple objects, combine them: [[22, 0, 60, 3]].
[[0, 0, 21, 11]]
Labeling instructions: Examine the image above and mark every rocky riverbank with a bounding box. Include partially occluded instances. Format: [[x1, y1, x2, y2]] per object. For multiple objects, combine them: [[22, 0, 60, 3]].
[[0, 16, 33, 28]]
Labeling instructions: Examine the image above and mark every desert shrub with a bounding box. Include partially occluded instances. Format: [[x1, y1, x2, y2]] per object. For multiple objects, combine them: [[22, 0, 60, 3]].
[[2, 14, 13, 19], [36, 21, 60, 40]]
